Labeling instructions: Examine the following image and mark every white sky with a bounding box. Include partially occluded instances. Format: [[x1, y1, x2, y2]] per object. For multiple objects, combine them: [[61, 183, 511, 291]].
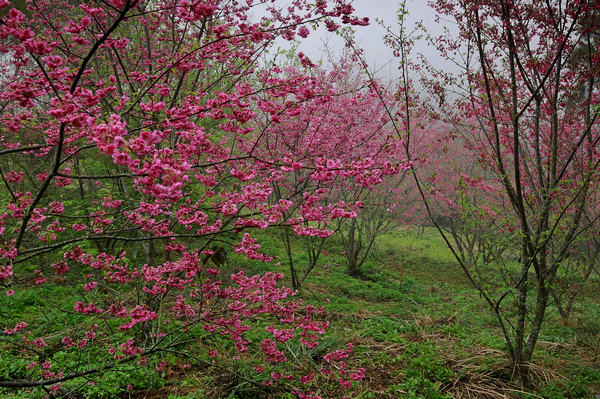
[[268, 0, 453, 83]]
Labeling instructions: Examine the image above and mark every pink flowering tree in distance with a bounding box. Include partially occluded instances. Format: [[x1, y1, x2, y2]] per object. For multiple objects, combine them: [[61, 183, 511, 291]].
[[339, 20, 448, 274], [0, 0, 380, 396], [402, 0, 600, 382], [251, 53, 406, 286]]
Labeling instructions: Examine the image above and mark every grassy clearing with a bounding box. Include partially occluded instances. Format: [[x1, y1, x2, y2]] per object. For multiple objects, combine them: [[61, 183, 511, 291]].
[[1, 227, 599, 398]]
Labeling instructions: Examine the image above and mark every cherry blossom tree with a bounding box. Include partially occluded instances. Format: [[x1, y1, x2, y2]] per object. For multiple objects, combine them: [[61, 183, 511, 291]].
[[250, 54, 406, 285], [413, 0, 600, 382], [0, 0, 380, 396]]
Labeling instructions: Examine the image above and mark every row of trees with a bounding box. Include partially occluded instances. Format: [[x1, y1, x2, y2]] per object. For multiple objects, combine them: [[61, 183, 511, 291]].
[[0, 0, 405, 397], [1, 0, 599, 394]]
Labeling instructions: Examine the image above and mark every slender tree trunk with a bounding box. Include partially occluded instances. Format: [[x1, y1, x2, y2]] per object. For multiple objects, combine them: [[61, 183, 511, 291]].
[[282, 226, 299, 290], [524, 283, 550, 362], [300, 244, 321, 284], [551, 287, 570, 323], [346, 218, 359, 276]]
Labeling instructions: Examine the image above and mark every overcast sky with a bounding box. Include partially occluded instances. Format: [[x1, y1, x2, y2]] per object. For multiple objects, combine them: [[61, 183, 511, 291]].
[[271, 0, 452, 83]]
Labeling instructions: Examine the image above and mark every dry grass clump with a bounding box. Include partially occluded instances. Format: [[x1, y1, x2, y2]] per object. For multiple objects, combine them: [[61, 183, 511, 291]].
[[441, 347, 565, 399]]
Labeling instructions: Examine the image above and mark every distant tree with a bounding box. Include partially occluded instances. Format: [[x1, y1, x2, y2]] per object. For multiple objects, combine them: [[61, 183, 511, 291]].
[[251, 54, 405, 286]]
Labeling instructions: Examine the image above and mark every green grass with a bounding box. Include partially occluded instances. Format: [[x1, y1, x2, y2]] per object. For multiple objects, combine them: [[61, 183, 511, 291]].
[[2, 227, 599, 398]]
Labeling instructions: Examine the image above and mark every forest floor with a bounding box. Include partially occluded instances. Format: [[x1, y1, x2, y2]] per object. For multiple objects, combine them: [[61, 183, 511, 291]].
[[2, 228, 599, 398], [136, 227, 600, 398]]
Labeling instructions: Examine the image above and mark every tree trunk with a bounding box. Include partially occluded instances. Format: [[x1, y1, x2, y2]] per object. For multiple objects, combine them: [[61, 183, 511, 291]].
[[346, 218, 360, 276], [282, 227, 300, 290]]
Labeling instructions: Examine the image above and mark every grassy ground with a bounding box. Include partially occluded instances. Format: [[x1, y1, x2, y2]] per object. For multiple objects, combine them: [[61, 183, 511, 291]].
[[2, 227, 599, 398], [152, 227, 600, 398]]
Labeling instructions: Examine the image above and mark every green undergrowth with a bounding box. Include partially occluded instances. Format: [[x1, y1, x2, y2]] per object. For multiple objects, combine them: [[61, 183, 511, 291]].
[[228, 227, 600, 398], [2, 228, 599, 398]]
